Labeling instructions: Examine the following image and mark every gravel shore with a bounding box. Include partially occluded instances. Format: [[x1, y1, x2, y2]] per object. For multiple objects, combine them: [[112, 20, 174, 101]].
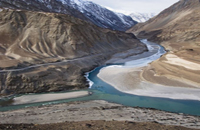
[[0, 100, 199, 129]]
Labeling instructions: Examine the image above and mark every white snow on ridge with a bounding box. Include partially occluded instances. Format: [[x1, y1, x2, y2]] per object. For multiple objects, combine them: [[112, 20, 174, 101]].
[[73, 0, 83, 6], [116, 13, 133, 26], [56, 0, 136, 26], [130, 12, 155, 23], [59, 0, 67, 4], [5, 0, 136, 31]]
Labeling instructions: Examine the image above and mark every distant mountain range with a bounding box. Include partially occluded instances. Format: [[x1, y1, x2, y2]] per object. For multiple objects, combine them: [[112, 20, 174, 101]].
[[130, 13, 155, 23], [0, 0, 137, 31]]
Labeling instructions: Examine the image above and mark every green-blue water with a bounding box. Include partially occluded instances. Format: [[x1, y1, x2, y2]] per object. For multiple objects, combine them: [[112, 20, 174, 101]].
[[1, 87, 200, 116], [1, 39, 200, 116]]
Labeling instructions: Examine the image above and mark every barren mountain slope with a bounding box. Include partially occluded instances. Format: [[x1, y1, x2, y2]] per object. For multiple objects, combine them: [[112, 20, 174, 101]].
[[0, 0, 137, 31], [0, 9, 147, 95], [128, 0, 200, 88]]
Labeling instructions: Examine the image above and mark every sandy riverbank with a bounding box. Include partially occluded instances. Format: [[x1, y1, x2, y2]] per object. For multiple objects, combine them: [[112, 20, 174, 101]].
[[0, 100, 200, 129], [98, 65, 200, 101], [13, 91, 90, 105], [97, 66, 142, 90], [142, 52, 200, 88], [97, 41, 200, 101]]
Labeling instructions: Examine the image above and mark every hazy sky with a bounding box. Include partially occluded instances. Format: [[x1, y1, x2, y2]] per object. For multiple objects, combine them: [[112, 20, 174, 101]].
[[88, 0, 179, 15]]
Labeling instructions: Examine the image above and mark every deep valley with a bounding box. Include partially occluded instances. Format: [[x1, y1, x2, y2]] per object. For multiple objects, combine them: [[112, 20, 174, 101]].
[[0, 0, 200, 130]]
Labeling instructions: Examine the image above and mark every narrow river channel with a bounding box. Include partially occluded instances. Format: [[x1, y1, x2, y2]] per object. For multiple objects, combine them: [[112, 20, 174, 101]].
[[1, 39, 200, 116]]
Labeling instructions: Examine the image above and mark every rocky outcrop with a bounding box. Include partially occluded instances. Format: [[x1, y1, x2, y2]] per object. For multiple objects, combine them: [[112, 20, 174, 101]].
[[0, 9, 147, 95], [0, 0, 137, 31], [128, 0, 200, 88]]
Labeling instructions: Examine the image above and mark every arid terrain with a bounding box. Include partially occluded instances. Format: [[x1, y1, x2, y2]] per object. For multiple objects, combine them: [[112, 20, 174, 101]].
[[0, 100, 200, 130], [1, 0, 200, 130], [0, 0, 137, 31], [0, 121, 197, 130], [0, 8, 146, 95], [128, 0, 200, 88]]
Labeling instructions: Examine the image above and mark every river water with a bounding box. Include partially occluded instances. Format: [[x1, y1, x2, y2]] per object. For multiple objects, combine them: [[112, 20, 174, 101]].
[[1, 40, 200, 116]]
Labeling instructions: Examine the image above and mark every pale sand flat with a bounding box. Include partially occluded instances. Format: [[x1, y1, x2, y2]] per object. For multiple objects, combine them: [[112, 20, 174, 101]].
[[13, 91, 90, 105], [98, 66, 200, 101], [98, 66, 142, 91], [141, 52, 200, 88], [164, 54, 200, 70]]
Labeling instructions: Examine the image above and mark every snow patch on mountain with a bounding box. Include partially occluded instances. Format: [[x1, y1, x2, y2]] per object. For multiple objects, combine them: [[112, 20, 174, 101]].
[[116, 13, 133, 26], [0, 0, 137, 31], [57, 0, 137, 30], [74, 0, 83, 6], [130, 12, 155, 23]]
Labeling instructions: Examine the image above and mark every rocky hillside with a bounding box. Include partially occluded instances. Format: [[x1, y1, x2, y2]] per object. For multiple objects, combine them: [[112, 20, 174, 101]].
[[0, 0, 137, 31], [128, 0, 200, 88], [0, 8, 147, 95], [128, 0, 200, 46]]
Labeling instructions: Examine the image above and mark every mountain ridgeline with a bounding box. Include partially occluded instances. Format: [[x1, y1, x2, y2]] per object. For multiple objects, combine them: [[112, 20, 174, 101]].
[[0, 0, 137, 31]]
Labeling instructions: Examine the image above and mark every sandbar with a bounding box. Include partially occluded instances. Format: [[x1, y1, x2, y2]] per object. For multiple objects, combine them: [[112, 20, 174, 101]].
[[13, 91, 90, 105]]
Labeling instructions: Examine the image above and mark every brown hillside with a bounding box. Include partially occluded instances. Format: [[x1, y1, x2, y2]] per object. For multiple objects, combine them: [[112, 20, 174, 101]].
[[128, 0, 200, 88], [0, 9, 146, 94]]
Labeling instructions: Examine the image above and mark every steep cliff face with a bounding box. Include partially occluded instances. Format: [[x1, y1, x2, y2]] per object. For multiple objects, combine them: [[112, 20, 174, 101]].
[[0, 9, 147, 94], [128, 0, 200, 88], [0, 0, 137, 31]]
